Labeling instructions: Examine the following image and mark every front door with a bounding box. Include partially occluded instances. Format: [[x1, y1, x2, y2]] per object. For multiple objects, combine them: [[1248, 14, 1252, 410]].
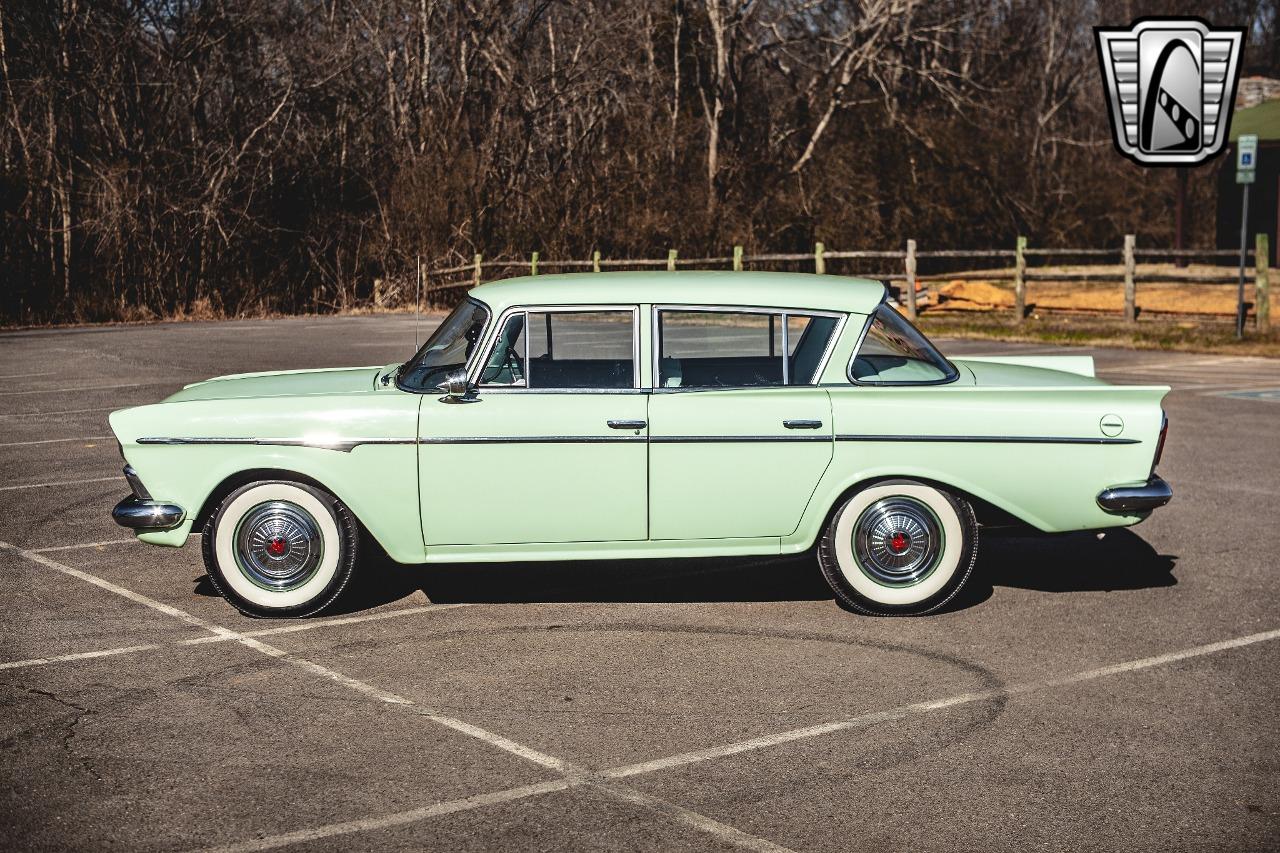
[[418, 306, 648, 546], [647, 307, 838, 540]]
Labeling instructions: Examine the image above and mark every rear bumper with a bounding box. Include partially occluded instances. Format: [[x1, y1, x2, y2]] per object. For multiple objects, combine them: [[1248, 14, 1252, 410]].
[[112, 496, 185, 530], [1096, 475, 1173, 514]]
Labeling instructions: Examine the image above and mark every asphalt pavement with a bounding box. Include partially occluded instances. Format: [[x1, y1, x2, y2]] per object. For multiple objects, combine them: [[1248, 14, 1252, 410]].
[[1, 313, 1278, 851]]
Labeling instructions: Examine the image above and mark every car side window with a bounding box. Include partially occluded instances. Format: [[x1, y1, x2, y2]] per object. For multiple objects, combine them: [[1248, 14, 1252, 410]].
[[657, 309, 839, 388], [479, 309, 636, 389], [850, 303, 957, 384]]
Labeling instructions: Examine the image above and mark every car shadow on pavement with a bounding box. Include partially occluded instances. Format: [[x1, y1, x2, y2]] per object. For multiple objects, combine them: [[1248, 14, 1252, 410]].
[[195, 527, 1176, 616], [325, 549, 834, 614], [945, 528, 1178, 613]]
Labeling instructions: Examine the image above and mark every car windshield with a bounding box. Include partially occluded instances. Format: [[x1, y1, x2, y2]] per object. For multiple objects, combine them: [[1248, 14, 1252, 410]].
[[398, 299, 491, 391], [850, 302, 956, 384]]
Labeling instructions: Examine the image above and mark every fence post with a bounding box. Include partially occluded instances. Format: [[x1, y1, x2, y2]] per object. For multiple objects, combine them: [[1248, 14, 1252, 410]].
[[1258, 233, 1271, 332], [904, 239, 918, 319], [1014, 236, 1026, 323], [1123, 234, 1136, 323], [530, 251, 539, 275], [592, 250, 601, 273], [815, 242, 825, 274], [667, 249, 677, 271], [473, 253, 482, 287], [733, 245, 743, 271]]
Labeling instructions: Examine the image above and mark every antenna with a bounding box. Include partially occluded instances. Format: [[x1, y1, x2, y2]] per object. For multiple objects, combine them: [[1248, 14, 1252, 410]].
[[415, 255, 422, 351]]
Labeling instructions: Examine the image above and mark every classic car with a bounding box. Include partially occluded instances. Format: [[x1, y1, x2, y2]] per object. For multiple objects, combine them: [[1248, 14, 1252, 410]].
[[109, 272, 1172, 617]]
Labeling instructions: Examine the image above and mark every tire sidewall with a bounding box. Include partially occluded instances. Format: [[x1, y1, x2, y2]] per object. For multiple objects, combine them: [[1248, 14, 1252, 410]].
[[204, 481, 356, 617], [821, 481, 977, 615]]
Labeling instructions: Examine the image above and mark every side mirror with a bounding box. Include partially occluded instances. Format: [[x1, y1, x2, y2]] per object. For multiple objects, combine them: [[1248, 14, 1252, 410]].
[[436, 368, 478, 403]]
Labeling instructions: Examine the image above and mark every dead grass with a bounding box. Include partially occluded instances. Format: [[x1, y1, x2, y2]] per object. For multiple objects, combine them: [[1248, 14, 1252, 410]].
[[929, 263, 1258, 316], [916, 311, 1280, 358]]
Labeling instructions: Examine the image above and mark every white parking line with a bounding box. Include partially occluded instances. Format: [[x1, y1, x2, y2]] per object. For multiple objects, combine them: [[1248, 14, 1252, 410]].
[[0, 643, 164, 672], [213, 623, 1280, 851], [1, 540, 793, 853], [29, 539, 138, 553], [0, 406, 116, 418], [0, 475, 119, 491], [0, 603, 471, 671], [0, 435, 113, 448], [0, 381, 172, 396], [0, 371, 57, 380]]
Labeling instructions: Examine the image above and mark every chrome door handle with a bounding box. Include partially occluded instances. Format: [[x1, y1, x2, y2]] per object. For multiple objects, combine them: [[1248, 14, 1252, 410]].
[[607, 419, 647, 430], [783, 419, 823, 430]]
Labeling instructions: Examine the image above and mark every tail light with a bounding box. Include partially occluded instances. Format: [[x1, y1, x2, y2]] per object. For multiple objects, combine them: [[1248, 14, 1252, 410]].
[[1152, 413, 1168, 470]]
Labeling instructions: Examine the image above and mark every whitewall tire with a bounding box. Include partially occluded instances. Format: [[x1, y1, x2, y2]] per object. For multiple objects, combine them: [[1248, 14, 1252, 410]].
[[201, 480, 359, 618], [818, 481, 978, 616]]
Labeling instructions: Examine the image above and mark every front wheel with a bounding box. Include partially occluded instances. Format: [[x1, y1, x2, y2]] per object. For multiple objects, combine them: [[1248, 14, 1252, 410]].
[[818, 481, 978, 616], [201, 480, 359, 618]]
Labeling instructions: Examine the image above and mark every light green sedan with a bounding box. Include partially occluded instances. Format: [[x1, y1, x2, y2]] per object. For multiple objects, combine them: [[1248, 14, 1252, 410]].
[[109, 272, 1171, 617]]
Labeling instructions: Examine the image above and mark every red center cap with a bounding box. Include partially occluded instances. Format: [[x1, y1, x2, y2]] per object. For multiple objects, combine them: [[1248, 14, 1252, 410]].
[[888, 531, 909, 554], [267, 537, 288, 557]]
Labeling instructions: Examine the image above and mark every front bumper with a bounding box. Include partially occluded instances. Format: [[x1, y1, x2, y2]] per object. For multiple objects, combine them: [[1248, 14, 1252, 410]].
[[1096, 474, 1173, 514], [112, 495, 185, 530]]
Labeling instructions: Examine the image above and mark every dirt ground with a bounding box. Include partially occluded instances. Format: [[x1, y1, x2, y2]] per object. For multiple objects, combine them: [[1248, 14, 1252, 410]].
[[928, 263, 1261, 316]]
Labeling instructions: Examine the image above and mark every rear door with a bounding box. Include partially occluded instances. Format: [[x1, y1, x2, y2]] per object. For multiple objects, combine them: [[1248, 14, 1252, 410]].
[[647, 308, 840, 540]]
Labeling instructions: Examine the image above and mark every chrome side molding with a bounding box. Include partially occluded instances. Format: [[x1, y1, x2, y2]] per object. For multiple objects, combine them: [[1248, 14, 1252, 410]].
[[112, 496, 185, 530], [1096, 475, 1173, 514]]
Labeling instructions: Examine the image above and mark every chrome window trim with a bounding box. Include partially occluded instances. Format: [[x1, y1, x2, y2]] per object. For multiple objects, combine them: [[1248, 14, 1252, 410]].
[[471, 303, 642, 391], [845, 295, 959, 387], [651, 304, 846, 391]]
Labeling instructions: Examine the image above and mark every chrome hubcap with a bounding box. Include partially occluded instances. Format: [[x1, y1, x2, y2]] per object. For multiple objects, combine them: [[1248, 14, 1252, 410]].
[[233, 501, 323, 591], [852, 497, 943, 587]]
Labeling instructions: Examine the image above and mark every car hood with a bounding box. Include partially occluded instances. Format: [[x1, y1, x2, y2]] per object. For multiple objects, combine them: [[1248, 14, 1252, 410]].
[[164, 366, 390, 402], [954, 356, 1105, 387]]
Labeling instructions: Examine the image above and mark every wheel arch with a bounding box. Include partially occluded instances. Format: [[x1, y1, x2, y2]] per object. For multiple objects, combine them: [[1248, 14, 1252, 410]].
[[803, 473, 1028, 549], [194, 467, 377, 542]]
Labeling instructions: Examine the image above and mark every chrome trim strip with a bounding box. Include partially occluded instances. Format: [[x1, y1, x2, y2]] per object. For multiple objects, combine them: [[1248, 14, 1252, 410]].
[[835, 434, 1140, 445], [421, 434, 829, 445], [650, 435, 831, 443], [1097, 475, 1172, 513], [111, 496, 185, 530], [420, 436, 647, 444], [136, 437, 417, 453]]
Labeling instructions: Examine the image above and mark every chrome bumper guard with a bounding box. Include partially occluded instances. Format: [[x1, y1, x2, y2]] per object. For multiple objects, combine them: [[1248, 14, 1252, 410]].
[[1096, 475, 1173, 514], [112, 496, 185, 530]]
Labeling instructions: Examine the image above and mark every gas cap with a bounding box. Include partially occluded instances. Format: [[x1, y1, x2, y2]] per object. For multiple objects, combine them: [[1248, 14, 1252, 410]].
[[1099, 414, 1124, 437]]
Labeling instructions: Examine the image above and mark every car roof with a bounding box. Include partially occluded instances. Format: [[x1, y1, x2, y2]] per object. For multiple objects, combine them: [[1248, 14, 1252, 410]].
[[468, 271, 886, 315]]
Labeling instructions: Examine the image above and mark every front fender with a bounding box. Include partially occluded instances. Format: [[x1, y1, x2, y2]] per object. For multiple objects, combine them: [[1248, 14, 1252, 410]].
[[109, 395, 425, 562]]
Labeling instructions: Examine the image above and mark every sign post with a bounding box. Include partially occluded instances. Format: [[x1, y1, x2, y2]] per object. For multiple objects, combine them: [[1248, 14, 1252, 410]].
[[1236, 134, 1257, 339]]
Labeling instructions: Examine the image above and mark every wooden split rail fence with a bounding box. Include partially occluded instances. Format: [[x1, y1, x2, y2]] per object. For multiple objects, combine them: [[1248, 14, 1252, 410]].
[[405, 234, 1272, 332]]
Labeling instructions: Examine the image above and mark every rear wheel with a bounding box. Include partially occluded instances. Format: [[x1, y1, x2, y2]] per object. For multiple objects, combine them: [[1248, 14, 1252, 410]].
[[818, 481, 977, 616], [201, 480, 358, 618]]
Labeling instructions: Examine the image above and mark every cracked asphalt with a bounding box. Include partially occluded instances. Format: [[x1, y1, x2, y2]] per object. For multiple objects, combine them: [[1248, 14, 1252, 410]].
[[0, 313, 1278, 851]]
